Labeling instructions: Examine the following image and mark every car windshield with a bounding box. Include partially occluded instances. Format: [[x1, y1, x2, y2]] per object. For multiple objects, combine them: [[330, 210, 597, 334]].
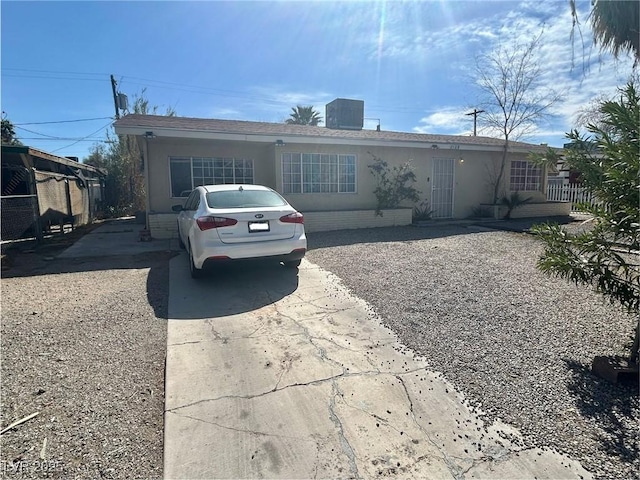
[[206, 189, 288, 209]]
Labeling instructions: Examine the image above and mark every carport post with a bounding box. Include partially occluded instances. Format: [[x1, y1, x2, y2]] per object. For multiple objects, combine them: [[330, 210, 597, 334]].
[[29, 168, 44, 242], [142, 136, 151, 232]]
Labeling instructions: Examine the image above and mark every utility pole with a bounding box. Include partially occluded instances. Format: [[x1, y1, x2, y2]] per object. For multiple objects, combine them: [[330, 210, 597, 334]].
[[110, 74, 120, 119], [465, 108, 484, 136]]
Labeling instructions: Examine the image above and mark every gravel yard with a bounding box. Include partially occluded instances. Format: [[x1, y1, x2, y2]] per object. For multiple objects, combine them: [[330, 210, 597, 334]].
[[1, 220, 636, 480], [1, 247, 170, 479], [306, 224, 639, 480]]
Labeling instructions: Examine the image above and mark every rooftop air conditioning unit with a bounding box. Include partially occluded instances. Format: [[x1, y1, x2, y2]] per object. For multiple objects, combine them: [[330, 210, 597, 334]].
[[326, 98, 364, 130]]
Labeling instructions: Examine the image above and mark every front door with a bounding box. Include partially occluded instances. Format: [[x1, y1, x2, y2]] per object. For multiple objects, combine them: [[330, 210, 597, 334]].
[[431, 158, 454, 218]]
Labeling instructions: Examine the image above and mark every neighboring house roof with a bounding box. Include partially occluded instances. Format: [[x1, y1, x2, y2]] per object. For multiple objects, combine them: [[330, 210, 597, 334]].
[[114, 114, 550, 154], [1, 145, 106, 177]]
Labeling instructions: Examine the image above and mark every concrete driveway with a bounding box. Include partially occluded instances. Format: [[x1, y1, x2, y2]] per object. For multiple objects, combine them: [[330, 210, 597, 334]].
[[165, 254, 592, 479]]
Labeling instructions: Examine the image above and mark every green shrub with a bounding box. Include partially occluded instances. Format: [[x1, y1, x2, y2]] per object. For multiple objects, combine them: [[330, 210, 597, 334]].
[[368, 154, 420, 216]]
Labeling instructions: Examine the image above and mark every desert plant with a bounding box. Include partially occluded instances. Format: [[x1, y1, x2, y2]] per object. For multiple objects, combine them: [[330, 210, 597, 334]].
[[469, 205, 493, 219], [368, 154, 420, 216], [532, 81, 639, 362], [412, 201, 433, 222], [500, 191, 532, 219]]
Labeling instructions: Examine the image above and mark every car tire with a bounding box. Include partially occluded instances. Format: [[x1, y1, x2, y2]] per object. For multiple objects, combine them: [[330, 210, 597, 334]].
[[283, 259, 302, 269], [177, 224, 185, 250], [189, 243, 204, 279]]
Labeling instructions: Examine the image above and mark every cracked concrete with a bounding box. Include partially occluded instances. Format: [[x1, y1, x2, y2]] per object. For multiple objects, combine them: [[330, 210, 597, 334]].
[[164, 257, 593, 479]]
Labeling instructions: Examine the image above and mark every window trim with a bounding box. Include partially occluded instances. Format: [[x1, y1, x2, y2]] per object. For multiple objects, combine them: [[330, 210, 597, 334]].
[[281, 152, 357, 194]]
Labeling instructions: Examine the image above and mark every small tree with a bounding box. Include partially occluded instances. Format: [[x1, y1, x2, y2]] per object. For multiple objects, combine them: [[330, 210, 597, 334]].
[[368, 154, 420, 216], [500, 191, 532, 219], [285, 105, 323, 126], [1, 113, 22, 146], [84, 90, 175, 216], [574, 93, 617, 135], [532, 82, 639, 362], [474, 32, 558, 203]]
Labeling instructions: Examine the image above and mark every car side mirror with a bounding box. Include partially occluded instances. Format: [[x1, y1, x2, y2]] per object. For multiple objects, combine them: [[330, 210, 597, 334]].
[[171, 205, 184, 212]]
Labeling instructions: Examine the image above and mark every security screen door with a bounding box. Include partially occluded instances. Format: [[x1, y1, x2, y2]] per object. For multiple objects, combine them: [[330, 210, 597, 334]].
[[431, 158, 454, 218]]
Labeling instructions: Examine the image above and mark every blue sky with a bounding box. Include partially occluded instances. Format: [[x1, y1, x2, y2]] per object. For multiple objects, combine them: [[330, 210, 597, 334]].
[[1, 0, 635, 160]]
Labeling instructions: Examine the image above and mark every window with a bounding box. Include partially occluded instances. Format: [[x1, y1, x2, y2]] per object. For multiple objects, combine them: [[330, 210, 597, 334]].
[[170, 157, 254, 197], [510, 160, 541, 191], [282, 153, 356, 194], [170, 158, 192, 197], [206, 190, 287, 209]]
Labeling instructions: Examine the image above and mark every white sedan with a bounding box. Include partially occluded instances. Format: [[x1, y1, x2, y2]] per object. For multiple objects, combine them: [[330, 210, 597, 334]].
[[173, 184, 307, 278]]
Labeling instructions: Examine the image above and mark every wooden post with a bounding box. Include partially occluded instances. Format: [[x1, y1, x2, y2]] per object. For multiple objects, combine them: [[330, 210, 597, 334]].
[[64, 178, 74, 232], [29, 168, 44, 242]]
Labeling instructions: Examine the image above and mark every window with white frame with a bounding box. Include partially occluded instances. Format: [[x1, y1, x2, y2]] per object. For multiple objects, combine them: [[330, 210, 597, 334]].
[[169, 157, 254, 197], [282, 153, 356, 194], [510, 160, 542, 191]]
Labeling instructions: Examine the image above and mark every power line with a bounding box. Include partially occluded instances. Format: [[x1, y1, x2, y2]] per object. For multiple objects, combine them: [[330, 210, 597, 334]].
[[120, 80, 278, 103], [122, 75, 263, 97], [18, 138, 107, 142], [15, 125, 106, 141], [4, 67, 442, 117], [3, 67, 109, 76], [50, 121, 113, 154], [2, 73, 108, 82], [15, 126, 68, 138], [6, 68, 432, 114], [15, 116, 113, 125]]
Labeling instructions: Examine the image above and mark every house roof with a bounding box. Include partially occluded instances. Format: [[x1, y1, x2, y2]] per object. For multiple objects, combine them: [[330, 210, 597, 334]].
[[1, 145, 106, 176], [114, 114, 550, 153]]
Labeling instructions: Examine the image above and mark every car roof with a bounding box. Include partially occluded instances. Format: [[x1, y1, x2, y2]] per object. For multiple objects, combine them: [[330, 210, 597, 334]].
[[199, 184, 272, 193]]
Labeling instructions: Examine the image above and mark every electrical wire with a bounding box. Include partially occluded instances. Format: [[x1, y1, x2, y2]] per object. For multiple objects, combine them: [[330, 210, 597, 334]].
[[15, 117, 113, 125], [5, 68, 430, 114], [3, 67, 109, 76], [2, 73, 108, 82], [18, 138, 107, 142], [4, 67, 437, 118], [15, 126, 74, 139], [119, 79, 435, 114], [50, 121, 114, 154]]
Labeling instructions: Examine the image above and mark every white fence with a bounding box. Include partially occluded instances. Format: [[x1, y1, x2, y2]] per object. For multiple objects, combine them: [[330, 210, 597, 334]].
[[547, 184, 599, 211]]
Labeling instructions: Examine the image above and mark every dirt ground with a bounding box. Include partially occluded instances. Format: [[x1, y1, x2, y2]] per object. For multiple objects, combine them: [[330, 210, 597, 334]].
[[1, 227, 170, 479]]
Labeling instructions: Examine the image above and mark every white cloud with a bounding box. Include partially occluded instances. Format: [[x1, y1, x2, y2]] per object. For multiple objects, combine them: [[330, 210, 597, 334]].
[[407, 1, 635, 144], [209, 108, 241, 118], [413, 108, 473, 136], [203, 86, 338, 123]]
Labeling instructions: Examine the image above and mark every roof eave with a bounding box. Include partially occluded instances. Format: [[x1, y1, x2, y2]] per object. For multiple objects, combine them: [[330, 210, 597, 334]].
[[115, 124, 547, 154]]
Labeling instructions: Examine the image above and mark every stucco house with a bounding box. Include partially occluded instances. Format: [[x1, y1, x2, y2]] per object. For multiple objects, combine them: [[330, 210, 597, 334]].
[[113, 99, 569, 239]]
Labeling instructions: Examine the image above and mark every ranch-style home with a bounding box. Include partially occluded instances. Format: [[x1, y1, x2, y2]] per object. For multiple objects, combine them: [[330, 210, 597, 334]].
[[113, 99, 569, 239]]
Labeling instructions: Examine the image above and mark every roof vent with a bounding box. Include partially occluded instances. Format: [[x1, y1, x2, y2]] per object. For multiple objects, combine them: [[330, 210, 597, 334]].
[[326, 98, 364, 130]]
